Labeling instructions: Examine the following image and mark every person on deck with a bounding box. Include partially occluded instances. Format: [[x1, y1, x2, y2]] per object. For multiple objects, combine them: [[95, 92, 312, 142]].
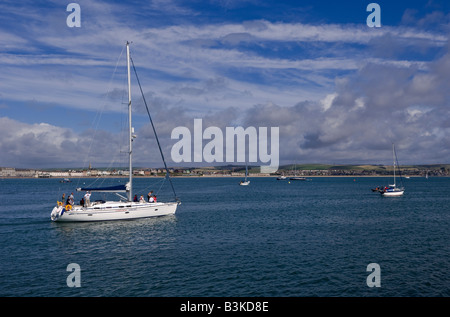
[[69, 193, 74, 205], [84, 191, 91, 207]]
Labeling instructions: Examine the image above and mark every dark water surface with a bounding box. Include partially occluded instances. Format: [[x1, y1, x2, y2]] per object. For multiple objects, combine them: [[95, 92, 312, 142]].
[[0, 177, 448, 296]]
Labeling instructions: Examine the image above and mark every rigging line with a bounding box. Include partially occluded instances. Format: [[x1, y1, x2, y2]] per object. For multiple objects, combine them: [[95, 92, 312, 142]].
[[155, 177, 167, 196], [136, 177, 165, 197], [129, 55, 179, 202], [394, 145, 404, 188]]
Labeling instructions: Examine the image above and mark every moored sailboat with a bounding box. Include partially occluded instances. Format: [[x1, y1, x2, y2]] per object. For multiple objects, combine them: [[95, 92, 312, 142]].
[[289, 163, 306, 181], [289, 176, 307, 181], [380, 144, 405, 197], [239, 164, 250, 186], [51, 42, 180, 222]]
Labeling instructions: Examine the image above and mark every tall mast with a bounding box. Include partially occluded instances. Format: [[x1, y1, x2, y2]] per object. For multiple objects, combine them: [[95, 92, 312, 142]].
[[126, 41, 133, 201], [393, 143, 396, 187]]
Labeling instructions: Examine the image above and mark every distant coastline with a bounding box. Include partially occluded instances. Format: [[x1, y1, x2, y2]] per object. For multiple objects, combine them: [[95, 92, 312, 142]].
[[1, 163, 449, 178], [1, 173, 449, 179], [1, 174, 447, 180]]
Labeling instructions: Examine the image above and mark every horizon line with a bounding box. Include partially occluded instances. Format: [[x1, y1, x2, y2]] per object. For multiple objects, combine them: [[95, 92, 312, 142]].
[[4, 162, 450, 171]]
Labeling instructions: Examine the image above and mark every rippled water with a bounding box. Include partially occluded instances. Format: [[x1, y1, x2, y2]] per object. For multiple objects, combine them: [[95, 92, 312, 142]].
[[0, 176, 449, 296]]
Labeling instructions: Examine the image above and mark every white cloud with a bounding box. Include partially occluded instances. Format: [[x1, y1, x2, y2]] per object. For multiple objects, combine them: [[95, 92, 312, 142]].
[[0, 117, 79, 167], [320, 93, 337, 111], [1, 1, 449, 167]]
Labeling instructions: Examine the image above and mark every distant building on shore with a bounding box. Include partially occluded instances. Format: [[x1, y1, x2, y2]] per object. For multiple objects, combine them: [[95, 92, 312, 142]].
[[0, 167, 16, 177], [0, 167, 39, 178]]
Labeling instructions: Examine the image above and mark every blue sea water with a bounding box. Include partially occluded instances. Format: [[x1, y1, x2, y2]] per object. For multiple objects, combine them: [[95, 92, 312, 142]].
[[0, 176, 449, 297]]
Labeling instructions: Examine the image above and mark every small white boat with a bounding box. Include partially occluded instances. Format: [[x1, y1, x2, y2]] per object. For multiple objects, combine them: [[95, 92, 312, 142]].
[[380, 185, 404, 197], [289, 163, 306, 181], [380, 144, 405, 197], [51, 42, 180, 222], [239, 164, 250, 186], [290, 176, 306, 181], [277, 175, 287, 180]]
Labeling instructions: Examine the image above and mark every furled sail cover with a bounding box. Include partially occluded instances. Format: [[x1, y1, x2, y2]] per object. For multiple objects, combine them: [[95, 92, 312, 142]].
[[76, 184, 127, 192]]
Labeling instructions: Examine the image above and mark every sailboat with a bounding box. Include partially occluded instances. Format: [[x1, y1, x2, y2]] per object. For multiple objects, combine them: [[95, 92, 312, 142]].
[[239, 164, 250, 186], [289, 164, 306, 181], [380, 144, 405, 197], [289, 176, 306, 181], [51, 42, 180, 222]]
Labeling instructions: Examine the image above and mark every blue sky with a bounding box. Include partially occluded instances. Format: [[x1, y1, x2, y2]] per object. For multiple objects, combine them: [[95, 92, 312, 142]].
[[0, 0, 449, 168]]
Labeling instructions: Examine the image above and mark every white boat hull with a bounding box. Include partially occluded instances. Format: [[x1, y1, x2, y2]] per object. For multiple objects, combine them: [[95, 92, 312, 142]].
[[239, 181, 250, 186], [51, 201, 179, 222], [381, 190, 404, 197]]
